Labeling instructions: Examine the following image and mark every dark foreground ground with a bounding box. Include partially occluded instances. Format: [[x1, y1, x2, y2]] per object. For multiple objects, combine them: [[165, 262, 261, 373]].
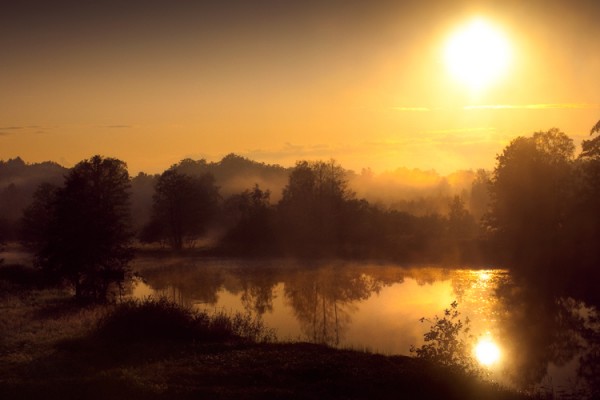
[[0, 265, 529, 400]]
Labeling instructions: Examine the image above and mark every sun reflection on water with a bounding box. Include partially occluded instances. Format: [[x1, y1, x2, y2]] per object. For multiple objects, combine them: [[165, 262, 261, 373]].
[[474, 336, 501, 367]]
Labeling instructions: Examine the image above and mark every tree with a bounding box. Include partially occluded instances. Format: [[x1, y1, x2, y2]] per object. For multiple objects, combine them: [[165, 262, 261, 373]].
[[22, 156, 133, 302], [468, 169, 491, 222], [277, 160, 354, 255], [445, 196, 478, 261], [20, 183, 59, 250], [142, 166, 220, 250], [488, 128, 575, 270], [570, 120, 600, 279], [580, 119, 600, 160], [222, 184, 273, 252]]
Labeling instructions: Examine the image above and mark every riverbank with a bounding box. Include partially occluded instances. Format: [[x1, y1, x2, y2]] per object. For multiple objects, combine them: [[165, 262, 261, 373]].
[[0, 266, 528, 400]]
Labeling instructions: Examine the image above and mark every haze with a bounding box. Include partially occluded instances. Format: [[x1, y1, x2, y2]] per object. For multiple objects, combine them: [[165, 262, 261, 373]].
[[2, 0, 600, 174]]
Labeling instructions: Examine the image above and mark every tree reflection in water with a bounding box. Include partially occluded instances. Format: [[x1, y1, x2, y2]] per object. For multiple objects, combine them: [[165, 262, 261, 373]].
[[283, 266, 384, 345], [494, 273, 600, 398], [138, 260, 226, 306], [233, 266, 278, 316]]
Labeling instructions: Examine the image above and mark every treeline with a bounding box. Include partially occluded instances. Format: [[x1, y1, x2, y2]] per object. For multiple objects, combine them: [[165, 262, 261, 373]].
[[0, 154, 484, 244], [133, 157, 481, 261]]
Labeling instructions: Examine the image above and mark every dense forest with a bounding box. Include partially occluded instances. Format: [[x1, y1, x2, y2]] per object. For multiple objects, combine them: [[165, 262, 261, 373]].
[[2, 126, 600, 305]]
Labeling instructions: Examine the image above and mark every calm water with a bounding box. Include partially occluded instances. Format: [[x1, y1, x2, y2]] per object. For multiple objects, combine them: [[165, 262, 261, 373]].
[[132, 257, 598, 397]]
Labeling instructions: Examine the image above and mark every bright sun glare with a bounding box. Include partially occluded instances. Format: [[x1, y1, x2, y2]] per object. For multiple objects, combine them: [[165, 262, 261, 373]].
[[444, 18, 512, 91], [474, 337, 501, 366]]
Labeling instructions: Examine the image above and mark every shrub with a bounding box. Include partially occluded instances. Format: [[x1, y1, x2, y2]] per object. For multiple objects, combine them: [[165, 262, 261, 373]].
[[410, 301, 481, 377], [94, 297, 275, 345]]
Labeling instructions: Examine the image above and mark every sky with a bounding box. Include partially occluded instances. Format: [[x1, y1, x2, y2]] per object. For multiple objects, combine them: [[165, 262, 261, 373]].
[[2, 0, 600, 175]]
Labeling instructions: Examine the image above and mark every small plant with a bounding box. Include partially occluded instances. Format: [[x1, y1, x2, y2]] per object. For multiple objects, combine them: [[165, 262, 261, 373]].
[[410, 301, 481, 376]]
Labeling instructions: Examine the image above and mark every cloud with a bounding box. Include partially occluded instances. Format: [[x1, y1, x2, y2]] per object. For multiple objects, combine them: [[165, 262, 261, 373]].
[[425, 127, 496, 134], [463, 103, 600, 110], [0, 126, 24, 136], [103, 125, 132, 129], [390, 107, 431, 112], [0, 125, 46, 135], [390, 104, 600, 112]]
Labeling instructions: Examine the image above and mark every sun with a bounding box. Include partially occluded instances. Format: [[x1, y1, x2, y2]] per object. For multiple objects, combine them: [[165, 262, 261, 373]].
[[444, 18, 512, 91], [474, 337, 501, 366]]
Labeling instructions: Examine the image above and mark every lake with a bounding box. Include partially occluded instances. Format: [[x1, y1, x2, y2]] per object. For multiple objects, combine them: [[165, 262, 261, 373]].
[[132, 256, 598, 397]]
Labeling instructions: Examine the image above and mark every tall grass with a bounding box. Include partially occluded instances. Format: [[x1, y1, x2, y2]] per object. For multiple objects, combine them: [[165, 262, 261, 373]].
[[94, 297, 276, 345]]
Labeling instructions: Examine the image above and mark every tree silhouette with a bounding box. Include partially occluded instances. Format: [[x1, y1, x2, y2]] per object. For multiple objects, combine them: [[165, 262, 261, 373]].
[[445, 196, 478, 261], [20, 183, 58, 251], [142, 166, 220, 250], [468, 169, 491, 222], [23, 156, 133, 302], [580, 119, 600, 160], [567, 121, 600, 292], [488, 128, 575, 270], [222, 184, 273, 253], [277, 160, 353, 255]]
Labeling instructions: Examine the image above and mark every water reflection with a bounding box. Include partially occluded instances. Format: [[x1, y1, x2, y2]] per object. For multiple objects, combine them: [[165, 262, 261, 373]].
[[283, 267, 383, 345], [494, 276, 599, 398], [132, 257, 599, 398], [133, 261, 511, 364], [474, 336, 501, 366]]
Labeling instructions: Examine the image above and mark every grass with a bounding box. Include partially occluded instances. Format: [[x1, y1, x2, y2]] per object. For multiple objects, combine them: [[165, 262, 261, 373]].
[[0, 264, 531, 400], [94, 297, 276, 345]]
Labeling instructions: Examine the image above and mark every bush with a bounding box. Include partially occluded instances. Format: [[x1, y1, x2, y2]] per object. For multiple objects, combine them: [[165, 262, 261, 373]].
[[94, 297, 275, 345], [410, 301, 481, 377]]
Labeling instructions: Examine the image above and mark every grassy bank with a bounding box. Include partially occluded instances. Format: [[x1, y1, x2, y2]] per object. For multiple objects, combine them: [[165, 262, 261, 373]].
[[0, 264, 528, 400]]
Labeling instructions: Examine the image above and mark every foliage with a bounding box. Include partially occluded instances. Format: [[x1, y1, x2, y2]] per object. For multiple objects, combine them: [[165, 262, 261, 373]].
[[95, 297, 275, 344], [469, 169, 491, 222], [222, 184, 274, 252], [580, 119, 600, 160], [487, 128, 575, 268], [20, 183, 59, 251], [410, 301, 480, 377], [21, 156, 133, 302], [141, 165, 220, 249], [277, 160, 355, 255]]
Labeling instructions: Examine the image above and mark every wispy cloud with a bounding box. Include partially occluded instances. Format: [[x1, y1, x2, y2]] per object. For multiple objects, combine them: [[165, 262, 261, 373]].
[[463, 103, 600, 110], [426, 127, 496, 134], [0, 126, 24, 136], [0, 125, 48, 136], [390, 107, 431, 112], [390, 103, 600, 112], [103, 125, 132, 129]]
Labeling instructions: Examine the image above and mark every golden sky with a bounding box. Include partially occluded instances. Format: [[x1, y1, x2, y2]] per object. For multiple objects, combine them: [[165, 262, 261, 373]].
[[1, 0, 600, 175]]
